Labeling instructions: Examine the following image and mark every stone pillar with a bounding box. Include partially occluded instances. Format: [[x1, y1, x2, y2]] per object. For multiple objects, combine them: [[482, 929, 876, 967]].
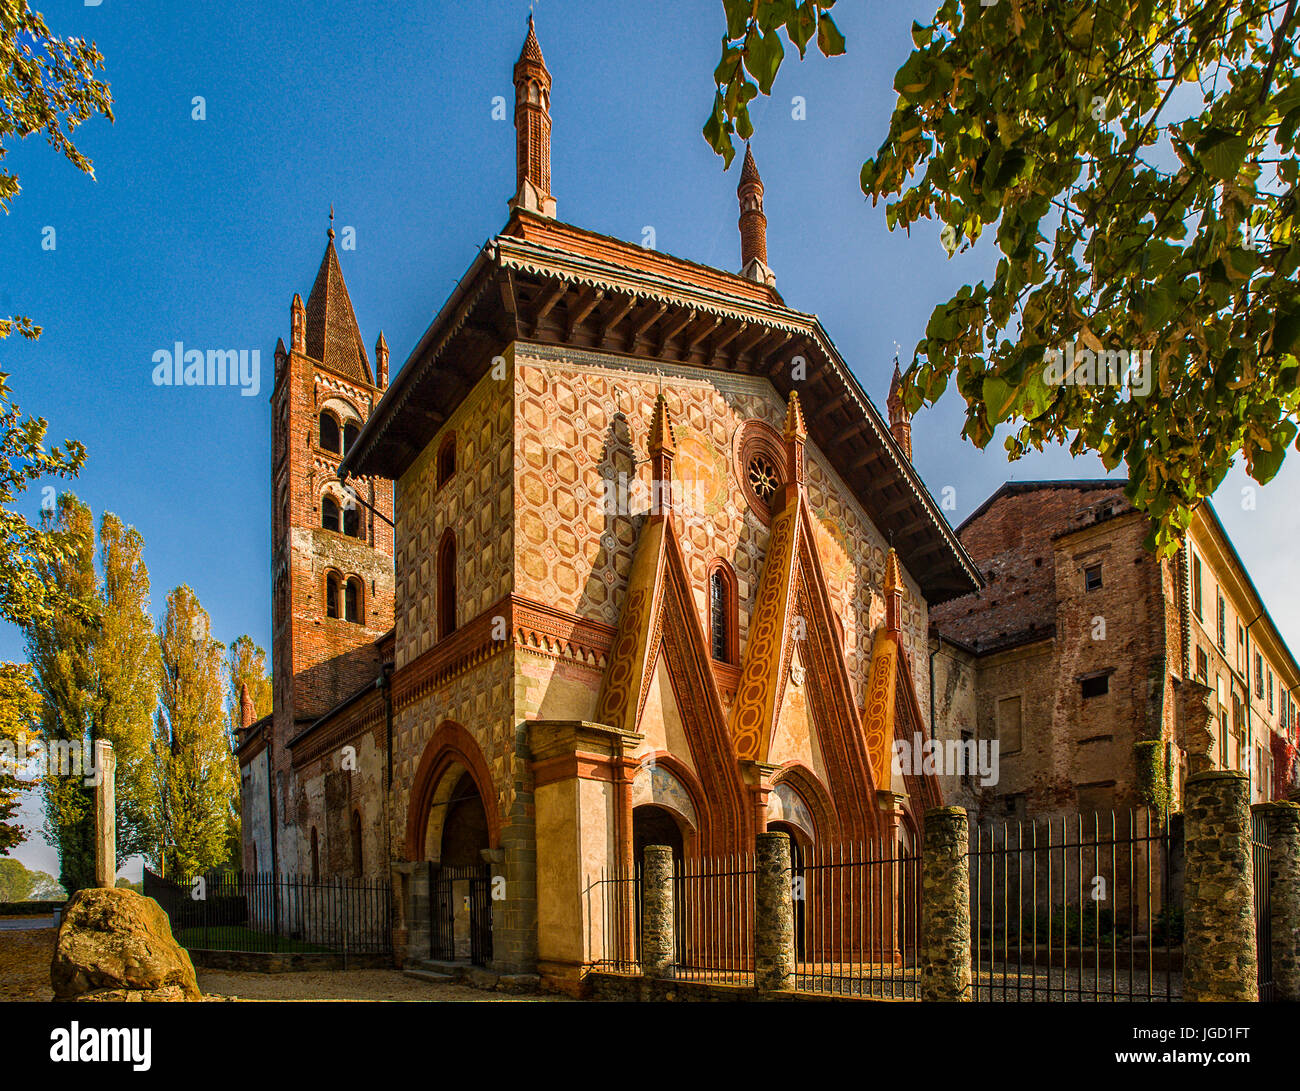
[[1252, 801, 1300, 1002], [93, 740, 116, 889], [920, 806, 970, 1001], [755, 830, 794, 992], [1183, 771, 1257, 1001], [640, 844, 675, 979]]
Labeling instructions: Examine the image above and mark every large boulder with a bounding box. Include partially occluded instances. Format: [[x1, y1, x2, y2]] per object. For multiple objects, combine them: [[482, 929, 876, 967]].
[[51, 887, 201, 1001]]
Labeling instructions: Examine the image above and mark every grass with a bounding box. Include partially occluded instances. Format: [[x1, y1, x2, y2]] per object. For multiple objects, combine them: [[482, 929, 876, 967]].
[[173, 925, 332, 953]]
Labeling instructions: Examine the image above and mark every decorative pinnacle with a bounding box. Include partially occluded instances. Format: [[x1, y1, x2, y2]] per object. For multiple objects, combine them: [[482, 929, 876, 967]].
[[884, 547, 904, 594], [648, 392, 676, 456], [328, 203, 335, 240], [783, 390, 808, 441], [739, 142, 762, 189]]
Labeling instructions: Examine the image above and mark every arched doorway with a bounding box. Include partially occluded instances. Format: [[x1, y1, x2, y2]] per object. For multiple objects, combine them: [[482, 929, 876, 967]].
[[429, 771, 493, 965], [632, 803, 685, 868]]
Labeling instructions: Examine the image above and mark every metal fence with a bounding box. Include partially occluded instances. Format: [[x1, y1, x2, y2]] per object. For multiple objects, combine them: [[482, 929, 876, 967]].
[[1252, 811, 1274, 1002], [969, 810, 1179, 1001], [428, 863, 492, 966], [793, 837, 921, 999], [144, 869, 391, 957], [672, 852, 755, 984], [589, 865, 641, 974]]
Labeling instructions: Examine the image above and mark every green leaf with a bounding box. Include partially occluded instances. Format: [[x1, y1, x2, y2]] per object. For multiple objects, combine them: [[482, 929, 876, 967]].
[[1195, 128, 1250, 181], [816, 11, 846, 57], [982, 375, 1019, 423], [789, 2, 818, 56], [1250, 420, 1297, 483], [1273, 307, 1300, 356]]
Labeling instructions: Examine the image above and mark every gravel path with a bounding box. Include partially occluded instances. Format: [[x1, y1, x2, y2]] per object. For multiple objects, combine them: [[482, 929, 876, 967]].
[[197, 968, 569, 1002]]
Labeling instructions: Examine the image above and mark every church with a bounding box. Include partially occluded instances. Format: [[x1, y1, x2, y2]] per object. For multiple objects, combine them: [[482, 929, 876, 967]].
[[236, 17, 981, 992]]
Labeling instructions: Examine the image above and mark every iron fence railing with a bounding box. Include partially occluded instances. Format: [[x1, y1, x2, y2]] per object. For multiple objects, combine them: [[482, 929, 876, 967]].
[[969, 810, 1179, 1002], [793, 838, 921, 999], [672, 853, 755, 985], [144, 869, 391, 959], [1252, 811, 1274, 1002], [588, 864, 641, 974]]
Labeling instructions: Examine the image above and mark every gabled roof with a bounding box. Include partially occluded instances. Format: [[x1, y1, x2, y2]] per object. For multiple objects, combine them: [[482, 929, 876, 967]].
[[342, 210, 982, 604], [305, 236, 373, 385]]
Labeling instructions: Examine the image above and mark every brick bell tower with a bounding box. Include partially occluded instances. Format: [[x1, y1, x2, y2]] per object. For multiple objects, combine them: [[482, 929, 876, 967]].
[[268, 210, 394, 870]]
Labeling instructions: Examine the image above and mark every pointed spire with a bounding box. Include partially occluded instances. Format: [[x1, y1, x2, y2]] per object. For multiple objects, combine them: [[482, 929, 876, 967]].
[[783, 389, 807, 442], [511, 13, 556, 217], [375, 331, 389, 389], [884, 548, 904, 633], [290, 293, 306, 354], [304, 226, 372, 384], [887, 356, 913, 461], [648, 391, 676, 456], [518, 12, 545, 67], [737, 143, 775, 287], [648, 392, 676, 521]]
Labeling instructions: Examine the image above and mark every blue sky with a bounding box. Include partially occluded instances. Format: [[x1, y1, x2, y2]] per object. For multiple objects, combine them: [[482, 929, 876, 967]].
[[4, 0, 1298, 874]]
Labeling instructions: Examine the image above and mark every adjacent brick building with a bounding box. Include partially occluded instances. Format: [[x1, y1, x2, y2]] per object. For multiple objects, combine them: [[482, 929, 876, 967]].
[[929, 481, 1300, 825]]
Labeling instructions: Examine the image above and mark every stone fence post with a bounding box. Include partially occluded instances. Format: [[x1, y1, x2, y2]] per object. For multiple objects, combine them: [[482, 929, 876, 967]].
[[920, 806, 970, 1001], [640, 845, 674, 979], [1183, 771, 1256, 1001], [755, 831, 794, 992], [1251, 801, 1300, 1002]]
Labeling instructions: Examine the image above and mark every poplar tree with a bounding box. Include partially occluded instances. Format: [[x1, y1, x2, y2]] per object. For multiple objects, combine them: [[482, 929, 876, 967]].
[[93, 514, 162, 859], [25, 494, 97, 893], [154, 586, 237, 876]]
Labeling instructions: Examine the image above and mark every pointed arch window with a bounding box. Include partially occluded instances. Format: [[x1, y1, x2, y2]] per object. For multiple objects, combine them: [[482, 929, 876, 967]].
[[319, 412, 342, 454], [345, 576, 363, 624], [309, 827, 320, 883], [343, 421, 361, 455], [322, 496, 341, 533], [326, 571, 342, 619], [351, 811, 363, 876], [437, 530, 457, 640], [708, 560, 738, 665]]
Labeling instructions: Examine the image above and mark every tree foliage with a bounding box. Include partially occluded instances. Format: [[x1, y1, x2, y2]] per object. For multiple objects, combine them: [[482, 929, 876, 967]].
[[0, 662, 40, 854], [703, 0, 846, 166], [0, 856, 64, 901], [226, 635, 271, 738], [94, 513, 162, 859], [709, 0, 1300, 555], [0, 2, 111, 626], [154, 586, 236, 877], [25, 494, 97, 893]]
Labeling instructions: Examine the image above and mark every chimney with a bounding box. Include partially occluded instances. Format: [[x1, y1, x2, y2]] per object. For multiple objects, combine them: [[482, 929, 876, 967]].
[[510, 15, 557, 218], [240, 682, 256, 731], [888, 359, 912, 461], [737, 143, 775, 287]]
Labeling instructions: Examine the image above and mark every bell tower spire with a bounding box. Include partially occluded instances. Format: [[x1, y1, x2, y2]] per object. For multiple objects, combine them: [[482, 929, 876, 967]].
[[510, 14, 557, 218]]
